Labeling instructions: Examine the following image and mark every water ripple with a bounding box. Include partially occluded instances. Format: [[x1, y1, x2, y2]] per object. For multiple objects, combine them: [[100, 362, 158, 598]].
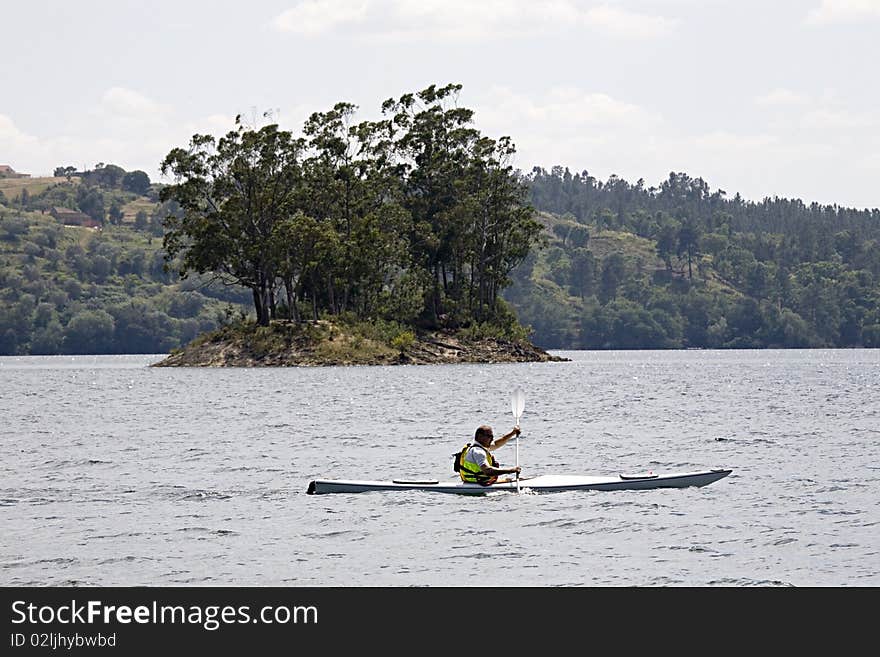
[[1, 350, 878, 586]]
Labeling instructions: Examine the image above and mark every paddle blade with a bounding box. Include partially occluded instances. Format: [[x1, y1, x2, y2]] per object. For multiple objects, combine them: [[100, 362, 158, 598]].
[[511, 388, 525, 422]]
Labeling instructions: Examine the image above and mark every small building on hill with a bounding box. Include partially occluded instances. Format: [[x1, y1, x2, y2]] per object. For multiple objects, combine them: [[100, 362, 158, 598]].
[[0, 165, 30, 179], [50, 207, 102, 229]]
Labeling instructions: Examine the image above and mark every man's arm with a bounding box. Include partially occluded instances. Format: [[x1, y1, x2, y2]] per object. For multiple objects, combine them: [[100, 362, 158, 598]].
[[488, 427, 521, 451], [480, 463, 522, 476]]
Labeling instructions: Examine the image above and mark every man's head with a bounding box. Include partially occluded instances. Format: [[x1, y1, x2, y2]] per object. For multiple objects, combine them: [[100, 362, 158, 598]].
[[474, 425, 494, 446]]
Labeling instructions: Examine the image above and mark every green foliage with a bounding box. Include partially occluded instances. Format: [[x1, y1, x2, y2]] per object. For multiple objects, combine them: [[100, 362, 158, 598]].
[[390, 330, 415, 353], [344, 316, 407, 345], [569, 248, 598, 300], [161, 121, 307, 326], [26, 182, 78, 212], [0, 211, 248, 355], [515, 167, 880, 349], [551, 223, 570, 245], [76, 185, 105, 223], [599, 253, 626, 303], [82, 163, 125, 188], [108, 202, 124, 225], [122, 170, 151, 195], [160, 83, 542, 336], [64, 309, 116, 354], [135, 210, 148, 230], [1, 216, 29, 241], [580, 298, 681, 349], [568, 225, 590, 248], [862, 324, 880, 348], [459, 320, 529, 342]]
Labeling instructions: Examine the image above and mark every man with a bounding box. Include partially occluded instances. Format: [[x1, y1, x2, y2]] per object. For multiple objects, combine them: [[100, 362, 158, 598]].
[[457, 425, 522, 485]]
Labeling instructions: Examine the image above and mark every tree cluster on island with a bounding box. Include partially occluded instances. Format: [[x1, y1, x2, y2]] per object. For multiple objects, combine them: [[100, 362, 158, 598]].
[[159, 83, 542, 338]]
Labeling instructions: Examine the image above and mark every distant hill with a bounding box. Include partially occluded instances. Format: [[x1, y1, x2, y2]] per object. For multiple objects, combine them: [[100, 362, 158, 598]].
[[0, 171, 252, 355], [1, 165, 878, 354], [504, 168, 880, 349]]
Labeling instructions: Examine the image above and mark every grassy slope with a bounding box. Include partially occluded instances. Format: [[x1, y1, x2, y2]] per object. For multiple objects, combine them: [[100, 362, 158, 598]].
[[0, 176, 75, 198], [120, 197, 156, 223], [532, 210, 740, 297], [1, 176, 153, 228], [0, 206, 246, 351]]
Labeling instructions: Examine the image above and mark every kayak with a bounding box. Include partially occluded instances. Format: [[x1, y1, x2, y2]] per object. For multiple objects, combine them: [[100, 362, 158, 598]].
[[307, 468, 732, 495]]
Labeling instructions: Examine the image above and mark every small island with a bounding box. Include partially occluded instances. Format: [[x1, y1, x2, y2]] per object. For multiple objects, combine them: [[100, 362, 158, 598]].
[[152, 84, 563, 367], [151, 319, 565, 367]]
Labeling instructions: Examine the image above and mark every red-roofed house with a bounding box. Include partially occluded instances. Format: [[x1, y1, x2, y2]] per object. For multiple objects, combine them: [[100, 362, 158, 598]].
[[50, 207, 102, 229]]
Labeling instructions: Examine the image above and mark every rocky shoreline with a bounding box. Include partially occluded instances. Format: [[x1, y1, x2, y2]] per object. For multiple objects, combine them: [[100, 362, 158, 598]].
[[151, 321, 568, 367]]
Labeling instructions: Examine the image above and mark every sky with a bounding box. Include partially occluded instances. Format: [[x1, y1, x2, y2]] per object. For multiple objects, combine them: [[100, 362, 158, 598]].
[[1, 0, 879, 209]]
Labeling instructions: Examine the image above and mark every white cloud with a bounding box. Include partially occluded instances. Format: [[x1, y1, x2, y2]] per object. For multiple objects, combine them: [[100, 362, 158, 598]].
[[863, 150, 880, 171], [806, 0, 880, 25], [469, 84, 880, 207], [194, 114, 240, 134], [582, 4, 677, 38], [755, 88, 810, 106], [0, 114, 115, 176], [479, 86, 662, 133], [688, 131, 779, 151], [0, 97, 242, 180], [381, 0, 578, 40], [471, 86, 665, 181], [272, 0, 368, 35], [665, 132, 846, 204], [0, 114, 38, 148], [89, 87, 174, 135], [101, 87, 173, 119], [801, 107, 879, 129], [272, 0, 676, 40]]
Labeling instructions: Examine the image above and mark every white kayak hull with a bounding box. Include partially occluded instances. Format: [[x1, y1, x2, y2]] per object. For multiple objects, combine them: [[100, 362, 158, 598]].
[[307, 468, 732, 495]]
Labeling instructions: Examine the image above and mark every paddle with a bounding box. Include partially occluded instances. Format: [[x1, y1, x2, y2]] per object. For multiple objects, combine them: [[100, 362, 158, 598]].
[[511, 388, 525, 494]]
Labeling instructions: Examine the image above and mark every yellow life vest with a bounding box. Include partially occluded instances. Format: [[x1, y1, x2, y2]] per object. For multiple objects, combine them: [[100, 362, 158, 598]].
[[458, 443, 498, 484]]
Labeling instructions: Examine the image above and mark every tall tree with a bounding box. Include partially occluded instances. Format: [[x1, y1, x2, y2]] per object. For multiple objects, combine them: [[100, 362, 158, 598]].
[[383, 83, 540, 324], [76, 185, 105, 223], [599, 253, 627, 303], [383, 83, 480, 323], [122, 170, 152, 195], [569, 248, 598, 300], [299, 104, 410, 318], [655, 218, 678, 272], [160, 120, 304, 326], [677, 216, 702, 280]]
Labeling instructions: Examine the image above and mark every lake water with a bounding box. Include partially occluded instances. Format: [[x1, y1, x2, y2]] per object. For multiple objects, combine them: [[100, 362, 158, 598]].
[[1, 350, 877, 586]]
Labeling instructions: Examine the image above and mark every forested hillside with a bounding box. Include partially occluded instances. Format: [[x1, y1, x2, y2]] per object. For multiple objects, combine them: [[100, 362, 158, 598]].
[[505, 167, 880, 349], [2, 161, 879, 354], [0, 169, 250, 355]]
